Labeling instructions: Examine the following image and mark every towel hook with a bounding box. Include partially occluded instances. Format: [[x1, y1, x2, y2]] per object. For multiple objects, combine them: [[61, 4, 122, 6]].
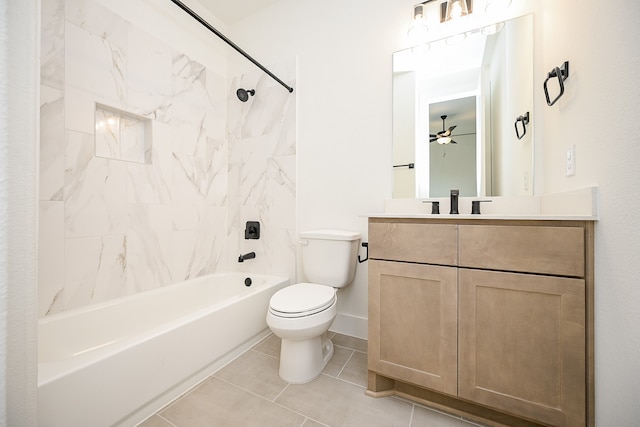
[[514, 112, 530, 140], [544, 61, 569, 106]]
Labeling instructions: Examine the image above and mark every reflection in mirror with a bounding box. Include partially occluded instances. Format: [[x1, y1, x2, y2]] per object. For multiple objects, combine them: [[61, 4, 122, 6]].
[[392, 14, 533, 198], [428, 96, 477, 197]]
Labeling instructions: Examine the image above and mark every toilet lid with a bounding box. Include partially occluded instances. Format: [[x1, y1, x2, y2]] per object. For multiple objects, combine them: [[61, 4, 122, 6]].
[[269, 283, 336, 318]]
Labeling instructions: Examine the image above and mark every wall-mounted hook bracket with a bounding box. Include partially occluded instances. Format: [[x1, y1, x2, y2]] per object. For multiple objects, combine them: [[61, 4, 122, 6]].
[[358, 242, 369, 263], [514, 111, 530, 140], [544, 61, 569, 106]]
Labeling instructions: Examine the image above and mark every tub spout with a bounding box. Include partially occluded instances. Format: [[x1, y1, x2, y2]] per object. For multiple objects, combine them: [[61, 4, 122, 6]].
[[238, 252, 256, 262]]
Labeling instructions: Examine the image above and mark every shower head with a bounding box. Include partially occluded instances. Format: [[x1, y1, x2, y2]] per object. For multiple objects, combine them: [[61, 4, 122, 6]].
[[236, 88, 255, 102]]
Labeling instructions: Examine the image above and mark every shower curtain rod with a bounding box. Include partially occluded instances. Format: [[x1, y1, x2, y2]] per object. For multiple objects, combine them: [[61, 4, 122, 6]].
[[170, 0, 294, 94]]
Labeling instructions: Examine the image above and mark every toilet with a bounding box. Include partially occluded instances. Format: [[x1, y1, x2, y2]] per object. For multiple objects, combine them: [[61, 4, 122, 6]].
[[266, 229, 361, 384]]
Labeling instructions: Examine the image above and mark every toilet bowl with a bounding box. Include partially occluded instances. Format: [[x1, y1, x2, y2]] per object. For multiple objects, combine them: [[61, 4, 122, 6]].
[[266, 229, 360, 384], [267, 282, 337, 383]]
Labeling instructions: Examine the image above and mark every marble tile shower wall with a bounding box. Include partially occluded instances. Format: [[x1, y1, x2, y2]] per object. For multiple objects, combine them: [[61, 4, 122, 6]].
[[227, 67, 297, 286], [38, 0, 297, 316]]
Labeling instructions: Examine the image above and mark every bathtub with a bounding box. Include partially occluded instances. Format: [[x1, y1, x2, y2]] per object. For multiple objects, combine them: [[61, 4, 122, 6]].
[[38, 272, 289, 427]]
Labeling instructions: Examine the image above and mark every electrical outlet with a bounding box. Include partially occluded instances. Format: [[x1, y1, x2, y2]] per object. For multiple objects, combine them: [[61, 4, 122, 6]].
[[566, 144, 576, 176]]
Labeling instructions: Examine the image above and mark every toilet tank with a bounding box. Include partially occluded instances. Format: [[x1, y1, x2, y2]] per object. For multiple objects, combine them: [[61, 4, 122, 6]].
[[300, 230, 361, 288]]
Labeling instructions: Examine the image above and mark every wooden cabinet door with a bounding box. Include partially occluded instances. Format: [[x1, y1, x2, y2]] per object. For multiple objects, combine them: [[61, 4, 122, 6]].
[[458, 269, 585, 427], [369, 260, 458, 396]]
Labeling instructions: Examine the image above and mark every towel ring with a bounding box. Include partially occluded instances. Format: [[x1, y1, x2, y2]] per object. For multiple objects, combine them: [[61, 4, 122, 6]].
[[544, 61, 569, 106], [514, 112, 530, 140]]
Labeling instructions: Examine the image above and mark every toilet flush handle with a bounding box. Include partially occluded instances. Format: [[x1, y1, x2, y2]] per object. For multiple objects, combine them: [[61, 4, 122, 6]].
[[299, 239, 309, 246], [358, 242, 369, 263]]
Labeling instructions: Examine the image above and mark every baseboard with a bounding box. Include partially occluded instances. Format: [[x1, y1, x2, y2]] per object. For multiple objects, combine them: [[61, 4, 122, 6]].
[[330, 313, 368, 340]]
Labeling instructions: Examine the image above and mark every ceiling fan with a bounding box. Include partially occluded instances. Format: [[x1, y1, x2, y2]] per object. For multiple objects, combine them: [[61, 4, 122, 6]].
[[430, 115, 458, 144]]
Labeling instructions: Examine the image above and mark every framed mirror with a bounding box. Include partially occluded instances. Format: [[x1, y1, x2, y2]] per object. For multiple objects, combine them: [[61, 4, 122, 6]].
[[392, 14, 533, 198]]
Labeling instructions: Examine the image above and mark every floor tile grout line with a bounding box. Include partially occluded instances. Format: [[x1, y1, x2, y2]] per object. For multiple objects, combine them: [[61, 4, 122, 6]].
[[150, 368, 221, 423], [272, 380, 290, 402], [408, 404, 415, 427], [396, 395, 487, 427], [319, 372, 368, 390], [301, 416, 331, 427], [335, 349, 355, 378], [249, 346, 280, 360], [213, 374, 327, 423], [155, 412, 179, 427], [212, 374, 371, 427], [303, 417, 331, 427]]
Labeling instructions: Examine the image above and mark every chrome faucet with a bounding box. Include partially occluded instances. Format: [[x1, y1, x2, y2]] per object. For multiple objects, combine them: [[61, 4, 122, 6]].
[[238, 251, 256, 262]]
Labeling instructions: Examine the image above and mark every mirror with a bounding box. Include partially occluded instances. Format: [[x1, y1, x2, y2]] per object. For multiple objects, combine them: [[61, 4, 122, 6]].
[[392, 14, 534, 198]]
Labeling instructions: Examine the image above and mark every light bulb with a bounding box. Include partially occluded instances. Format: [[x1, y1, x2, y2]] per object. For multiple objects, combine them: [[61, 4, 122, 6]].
[[413, 4, 424, 20], [408, 4, 428, 42], [445, 0, 469, 21], [450, 1, 463, 19]]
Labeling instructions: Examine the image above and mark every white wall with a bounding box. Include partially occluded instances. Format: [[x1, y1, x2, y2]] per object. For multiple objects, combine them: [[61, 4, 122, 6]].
[[0, 0, 39, 424], [540, 0, 640, 424], [228, 0, 640, 423]]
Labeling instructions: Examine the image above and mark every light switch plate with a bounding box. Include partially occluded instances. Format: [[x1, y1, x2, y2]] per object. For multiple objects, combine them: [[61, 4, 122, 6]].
[[566, 144, 576, 176]]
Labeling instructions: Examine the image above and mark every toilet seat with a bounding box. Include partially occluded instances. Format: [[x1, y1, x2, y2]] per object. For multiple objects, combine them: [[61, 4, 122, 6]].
[[269, 283, 336, 318]]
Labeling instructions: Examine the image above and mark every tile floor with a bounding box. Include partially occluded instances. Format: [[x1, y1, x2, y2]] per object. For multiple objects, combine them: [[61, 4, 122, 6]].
[[139, 332, 483, 427]]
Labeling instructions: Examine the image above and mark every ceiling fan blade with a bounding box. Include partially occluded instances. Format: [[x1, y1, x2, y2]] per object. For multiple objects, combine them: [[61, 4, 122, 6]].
[[440, 126, 456, 137]]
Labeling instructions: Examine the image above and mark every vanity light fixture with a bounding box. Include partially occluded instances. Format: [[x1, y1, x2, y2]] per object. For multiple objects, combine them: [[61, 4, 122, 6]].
[[408, 0, 472, 43], [443, 0, 472, 22], [407, 0, 472, 46]]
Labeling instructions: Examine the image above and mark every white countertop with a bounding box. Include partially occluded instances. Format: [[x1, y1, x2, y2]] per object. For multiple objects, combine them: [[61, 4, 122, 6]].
[[372, 187, 599, 221], [365, 213, 598, 221]]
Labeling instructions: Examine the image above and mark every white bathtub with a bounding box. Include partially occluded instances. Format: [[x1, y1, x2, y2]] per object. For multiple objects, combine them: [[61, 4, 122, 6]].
[[38, 272, 289, 427]]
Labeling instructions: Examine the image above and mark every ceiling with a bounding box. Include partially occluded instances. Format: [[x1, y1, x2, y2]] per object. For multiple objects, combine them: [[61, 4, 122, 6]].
[[194, 0, 280, 25]]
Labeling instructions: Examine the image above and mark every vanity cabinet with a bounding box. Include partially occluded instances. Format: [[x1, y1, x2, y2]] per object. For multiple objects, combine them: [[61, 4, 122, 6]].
[[367, 218, 594, 427]]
